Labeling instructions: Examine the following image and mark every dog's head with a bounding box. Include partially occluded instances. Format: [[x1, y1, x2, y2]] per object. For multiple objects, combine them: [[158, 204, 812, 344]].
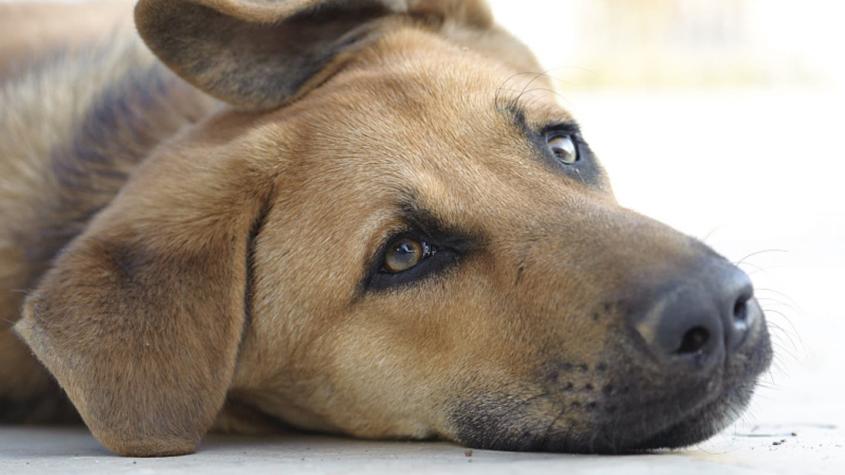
[[15, 0, 771, 456]]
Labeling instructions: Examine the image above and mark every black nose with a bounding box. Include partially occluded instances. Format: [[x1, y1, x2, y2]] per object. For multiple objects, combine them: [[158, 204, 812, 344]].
[[631, 263, 756, 368]]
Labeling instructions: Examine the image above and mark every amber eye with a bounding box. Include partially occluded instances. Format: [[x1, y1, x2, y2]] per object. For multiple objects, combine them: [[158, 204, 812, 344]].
[[547, 134, 578, 164], [383, 238, 430, 273]]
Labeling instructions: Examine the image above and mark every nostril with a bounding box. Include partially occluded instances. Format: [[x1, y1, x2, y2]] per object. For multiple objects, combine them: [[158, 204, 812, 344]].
[[733, 298, 748, 324], [733, 291, 754, 327], [675, 326, 710, 355]]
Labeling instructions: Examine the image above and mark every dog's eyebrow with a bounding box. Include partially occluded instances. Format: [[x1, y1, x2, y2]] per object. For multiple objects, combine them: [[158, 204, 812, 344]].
[[498, 100, 531, 136], [498, 98, 580, 136], [397, 194, 479, 251], [398, 200, 446, 235]]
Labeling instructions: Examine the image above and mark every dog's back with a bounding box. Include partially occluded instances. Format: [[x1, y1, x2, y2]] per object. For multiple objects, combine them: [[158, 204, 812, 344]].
[[0, 5, 211, 421]]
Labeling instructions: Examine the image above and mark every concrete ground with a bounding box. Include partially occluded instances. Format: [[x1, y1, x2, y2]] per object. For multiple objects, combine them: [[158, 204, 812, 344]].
[[0, 421, 841, 475]]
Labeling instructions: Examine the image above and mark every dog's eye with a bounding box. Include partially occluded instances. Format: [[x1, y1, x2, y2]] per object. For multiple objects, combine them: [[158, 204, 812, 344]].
[[366, 227, 467, 291], [547, 134, 578, 164], [382, 238, 433, 273]]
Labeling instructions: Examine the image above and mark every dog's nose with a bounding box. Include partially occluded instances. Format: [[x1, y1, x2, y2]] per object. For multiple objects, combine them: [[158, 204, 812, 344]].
[[631, 263, 755, 369]]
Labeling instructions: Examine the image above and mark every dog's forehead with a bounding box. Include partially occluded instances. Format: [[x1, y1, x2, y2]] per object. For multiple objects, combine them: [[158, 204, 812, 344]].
[[289, 46, 576, 172], [253, 31, 601, 235], [295, 29, 574, 148]]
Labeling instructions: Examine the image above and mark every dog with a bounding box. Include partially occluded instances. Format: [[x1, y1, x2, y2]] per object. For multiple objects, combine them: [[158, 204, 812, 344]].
[[0, 0, 772, 457]]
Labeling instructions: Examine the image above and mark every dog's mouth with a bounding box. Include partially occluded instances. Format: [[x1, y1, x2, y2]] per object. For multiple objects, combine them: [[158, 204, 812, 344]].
[[449, 329, 772, 454], [451, 377, 758, 454], [582, 377, 759, 454], [523, 373, 756, 454], [625, 380, 757, 452]]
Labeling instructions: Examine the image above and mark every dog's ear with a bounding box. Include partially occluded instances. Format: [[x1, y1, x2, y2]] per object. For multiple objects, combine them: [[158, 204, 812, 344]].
[[134, 0, 497, 110], [409, 0, 493, 28], [14, 146, 272, 456], [134, 0, 405, 110]]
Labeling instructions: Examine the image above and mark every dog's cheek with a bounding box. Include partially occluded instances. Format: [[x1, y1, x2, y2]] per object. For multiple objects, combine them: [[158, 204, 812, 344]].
[[318, 291, 529, 439], [311, 311, 443, 438]]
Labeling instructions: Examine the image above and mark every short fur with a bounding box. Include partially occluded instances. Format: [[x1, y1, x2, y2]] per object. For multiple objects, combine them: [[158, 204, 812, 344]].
[[0, 0, 771, 457]]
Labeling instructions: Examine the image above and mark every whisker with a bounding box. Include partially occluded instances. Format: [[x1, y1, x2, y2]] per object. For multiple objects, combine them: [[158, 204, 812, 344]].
[[765, 320, 801, 352], [495, 70, 552, 112], [734, 249, 789, 267], [755, 288, 800, 306], [769, 340, 800, 365], [756, 297, 800, 314], [512, 72, 555, 109], [762, 308, 804, 347], [737, 261, 766, 274], [699, 226, 721, 244], [494, 71, 548, 102]]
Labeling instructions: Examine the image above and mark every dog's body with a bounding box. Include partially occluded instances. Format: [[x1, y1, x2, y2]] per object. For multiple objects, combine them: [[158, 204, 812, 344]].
[[0, 0, 771, 457], [0, 4, 209, 424]]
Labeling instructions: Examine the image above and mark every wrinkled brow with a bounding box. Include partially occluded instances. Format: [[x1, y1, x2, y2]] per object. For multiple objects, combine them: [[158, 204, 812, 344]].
[[497, 98, 579, 136], [397, 194, 480, 251], [497, 99, 531, 136]]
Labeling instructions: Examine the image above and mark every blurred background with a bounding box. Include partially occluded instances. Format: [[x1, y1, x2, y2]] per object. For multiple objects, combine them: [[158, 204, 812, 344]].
[[489, 0, 844, 445]]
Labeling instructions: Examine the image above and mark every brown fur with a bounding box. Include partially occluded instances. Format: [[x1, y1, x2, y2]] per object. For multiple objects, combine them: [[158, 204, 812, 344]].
[[0, 0, 771, 457]]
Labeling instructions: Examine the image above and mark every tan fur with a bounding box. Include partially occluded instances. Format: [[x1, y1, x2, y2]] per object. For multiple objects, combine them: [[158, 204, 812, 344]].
[[1, 0, 771, 457]]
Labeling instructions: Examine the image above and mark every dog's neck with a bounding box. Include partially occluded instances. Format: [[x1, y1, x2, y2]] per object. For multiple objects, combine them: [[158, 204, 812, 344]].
[[21, 35, 218, 285]]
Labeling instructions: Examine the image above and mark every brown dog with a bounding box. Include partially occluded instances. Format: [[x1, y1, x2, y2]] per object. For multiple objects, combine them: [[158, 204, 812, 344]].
[[0, 0, 772, 457]]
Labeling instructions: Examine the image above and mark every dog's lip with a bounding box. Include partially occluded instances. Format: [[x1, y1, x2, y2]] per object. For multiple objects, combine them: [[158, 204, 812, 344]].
[[589, 368, 765, 454], [620, 382, 752, 453], [589, 382, 723, 452], [450, 375, 742, 454], [452, 325, 771, 453]]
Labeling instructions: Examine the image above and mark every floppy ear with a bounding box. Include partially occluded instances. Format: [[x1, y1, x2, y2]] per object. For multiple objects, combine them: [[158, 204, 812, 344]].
[[14, 146, 273, 456], [134, 0, 497, 110]]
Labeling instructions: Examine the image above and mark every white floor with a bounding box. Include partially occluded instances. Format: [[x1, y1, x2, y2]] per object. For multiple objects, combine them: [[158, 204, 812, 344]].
[[0, 421, 841, 475]]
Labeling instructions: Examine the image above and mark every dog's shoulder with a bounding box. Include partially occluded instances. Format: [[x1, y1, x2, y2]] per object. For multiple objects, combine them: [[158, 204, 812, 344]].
[[0, 30, 213, 322]]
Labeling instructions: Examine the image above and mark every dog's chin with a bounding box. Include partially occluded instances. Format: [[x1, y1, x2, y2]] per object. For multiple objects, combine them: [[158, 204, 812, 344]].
[[451, 327, 772, 454], [598, 380, 758, 453], [451, 379, 760, 454]]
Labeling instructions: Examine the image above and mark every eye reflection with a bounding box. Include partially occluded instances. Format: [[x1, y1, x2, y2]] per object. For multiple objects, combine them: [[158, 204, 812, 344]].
[[547, 134, 578, 164], [383, 238, 429, 273]]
